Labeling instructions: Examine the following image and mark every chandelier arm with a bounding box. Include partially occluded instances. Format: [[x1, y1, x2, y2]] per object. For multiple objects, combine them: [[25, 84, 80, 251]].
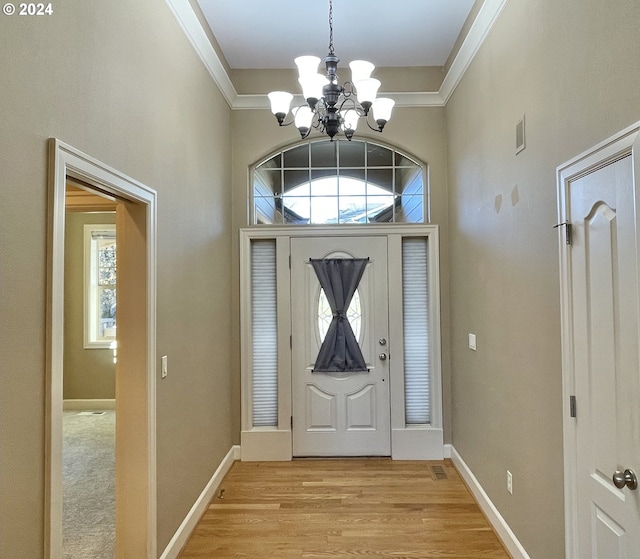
[[364, 113, 384, 133], [342, 81, 355, 98], [275, 115, 297, 128], [338, 96, 364, 116]]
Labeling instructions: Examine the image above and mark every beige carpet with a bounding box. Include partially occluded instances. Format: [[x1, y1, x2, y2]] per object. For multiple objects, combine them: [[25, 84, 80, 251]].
[[63, 410, 115, 558]]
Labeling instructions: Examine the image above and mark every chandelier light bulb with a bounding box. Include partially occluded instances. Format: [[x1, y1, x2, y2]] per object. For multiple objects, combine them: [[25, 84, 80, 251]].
[[349, 60, 375, 84]]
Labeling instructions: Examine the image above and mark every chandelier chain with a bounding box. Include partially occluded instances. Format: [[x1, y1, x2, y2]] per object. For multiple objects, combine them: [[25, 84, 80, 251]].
[[328, 0, 334, 55]]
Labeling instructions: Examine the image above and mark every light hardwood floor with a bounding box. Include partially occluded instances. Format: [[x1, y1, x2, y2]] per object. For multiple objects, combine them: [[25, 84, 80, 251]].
[[178, 459, 511, 558]]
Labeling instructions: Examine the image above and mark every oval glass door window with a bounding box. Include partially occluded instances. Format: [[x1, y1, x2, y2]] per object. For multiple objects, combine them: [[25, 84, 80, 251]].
[[317, 288, 362, 343]]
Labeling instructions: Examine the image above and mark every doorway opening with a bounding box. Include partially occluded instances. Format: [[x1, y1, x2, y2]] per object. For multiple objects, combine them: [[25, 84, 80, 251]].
[[63, 182, 117, 556], [47, 139, 158, 558]]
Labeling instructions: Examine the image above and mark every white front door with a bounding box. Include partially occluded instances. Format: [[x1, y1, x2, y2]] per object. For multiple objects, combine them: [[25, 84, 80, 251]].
[[563, 150, 640, 557], [290, 236, 390, 456]]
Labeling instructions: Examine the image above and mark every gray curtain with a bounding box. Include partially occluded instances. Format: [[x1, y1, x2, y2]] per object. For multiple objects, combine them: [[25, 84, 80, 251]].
[[310, 258, 369, 373]]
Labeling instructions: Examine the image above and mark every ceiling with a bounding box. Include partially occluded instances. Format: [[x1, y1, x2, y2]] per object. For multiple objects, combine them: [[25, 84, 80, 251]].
[[196, 0, 477, 70]]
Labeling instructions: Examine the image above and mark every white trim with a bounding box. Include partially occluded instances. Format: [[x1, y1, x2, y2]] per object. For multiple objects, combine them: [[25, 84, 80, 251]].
[[556, 121, 640, 559], [440, 0, 510, 103], [234, 91, 446, 110], [46, 138, 158, 559], [159, 446, 240, 559], [163, 0, 237, 107], [450, 446, 531, 559], [165, 0, 510, 109], [240, 225, 443, 461], [63, 399, 116, 411], [241, 431, 292, 462], [391, 428, 444, 460]]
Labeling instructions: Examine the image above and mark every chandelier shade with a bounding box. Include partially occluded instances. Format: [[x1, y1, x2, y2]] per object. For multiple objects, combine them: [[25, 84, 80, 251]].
[[349, 60, 375, 83], [373, 98, 395, 123], [267, 0, 394, 141], [299, 74, 329, 104], [354, 78, 381, 107], [294, 56, 321, 77], [267, 91, 294, 124]]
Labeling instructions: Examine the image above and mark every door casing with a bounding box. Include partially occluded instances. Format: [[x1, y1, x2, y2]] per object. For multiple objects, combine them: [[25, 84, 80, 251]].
[[47, 139, 157, 558], [239, 225, 443, 461], [557, 122, 640, 558]]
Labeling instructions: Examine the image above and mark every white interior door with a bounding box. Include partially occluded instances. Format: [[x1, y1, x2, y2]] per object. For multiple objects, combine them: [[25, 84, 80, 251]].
[[566, 153, 640, 557], [290, 236, 390, 456]]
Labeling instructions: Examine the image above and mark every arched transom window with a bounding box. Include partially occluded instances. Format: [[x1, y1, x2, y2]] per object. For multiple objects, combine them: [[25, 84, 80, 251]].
[[252, 140, 426, 225]]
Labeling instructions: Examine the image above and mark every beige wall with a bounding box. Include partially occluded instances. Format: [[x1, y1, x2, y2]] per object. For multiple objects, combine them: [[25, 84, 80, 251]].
[[445, 0, 640, 557], [229, 105, 453, 442], [3, 1, 639, 557], [0, 1, 233, 557], [64, 212, 116, 400]]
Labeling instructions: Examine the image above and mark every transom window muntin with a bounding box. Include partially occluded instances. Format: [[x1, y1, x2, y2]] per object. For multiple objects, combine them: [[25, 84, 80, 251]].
[[252, 140, 426, 225]]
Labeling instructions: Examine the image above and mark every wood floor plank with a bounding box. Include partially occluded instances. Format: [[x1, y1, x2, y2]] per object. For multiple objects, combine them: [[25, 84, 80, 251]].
[[178, 459, 511, 559]]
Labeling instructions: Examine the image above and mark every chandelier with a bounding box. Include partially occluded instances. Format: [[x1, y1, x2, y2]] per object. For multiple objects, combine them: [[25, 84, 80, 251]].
[[267, 0, 395, 141]]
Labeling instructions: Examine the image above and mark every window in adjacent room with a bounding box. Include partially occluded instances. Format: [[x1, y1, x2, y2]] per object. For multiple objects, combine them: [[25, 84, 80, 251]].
[[84, 224, 116, 348]]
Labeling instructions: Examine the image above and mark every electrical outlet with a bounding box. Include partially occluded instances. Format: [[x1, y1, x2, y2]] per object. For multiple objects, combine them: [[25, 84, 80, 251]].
[[507, 470, 513, 495], [161, 355, 168, 379]]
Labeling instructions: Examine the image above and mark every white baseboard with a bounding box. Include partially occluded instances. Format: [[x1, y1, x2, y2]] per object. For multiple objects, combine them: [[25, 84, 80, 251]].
[[63, 398, 116, 410], [450, 446, 531, 559], [159, 445, 241, 559]]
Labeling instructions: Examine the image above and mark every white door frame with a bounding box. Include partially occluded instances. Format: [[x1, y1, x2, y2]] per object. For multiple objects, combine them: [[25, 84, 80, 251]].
[[46, 139, 157, 558], [557, 122, 640, 558], [239, 225, 444, 461]]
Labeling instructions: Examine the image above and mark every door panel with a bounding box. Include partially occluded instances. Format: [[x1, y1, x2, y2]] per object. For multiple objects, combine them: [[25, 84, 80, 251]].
[[568, 154, 640, 557], [291, 236, 390, 456]]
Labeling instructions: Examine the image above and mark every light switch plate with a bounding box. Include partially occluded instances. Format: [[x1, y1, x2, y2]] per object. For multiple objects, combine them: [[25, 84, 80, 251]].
[[468, 333, 477, 351], [161, 355, 168, 378]]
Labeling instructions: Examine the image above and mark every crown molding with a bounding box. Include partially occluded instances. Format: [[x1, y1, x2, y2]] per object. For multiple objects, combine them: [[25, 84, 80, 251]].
[[164, 0, 238, 107], [165, 0, 509, 110], [440, 0, 509, 103], [233, 91, 445, 110]]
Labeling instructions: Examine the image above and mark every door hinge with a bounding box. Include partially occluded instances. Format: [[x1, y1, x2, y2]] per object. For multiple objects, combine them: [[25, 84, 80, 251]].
[[289, 254, 291, 269], [570, 395, 577, 418], [554, 221, 573, 245], [290, 335, 292, 349], [290, 416, 293, 429]]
